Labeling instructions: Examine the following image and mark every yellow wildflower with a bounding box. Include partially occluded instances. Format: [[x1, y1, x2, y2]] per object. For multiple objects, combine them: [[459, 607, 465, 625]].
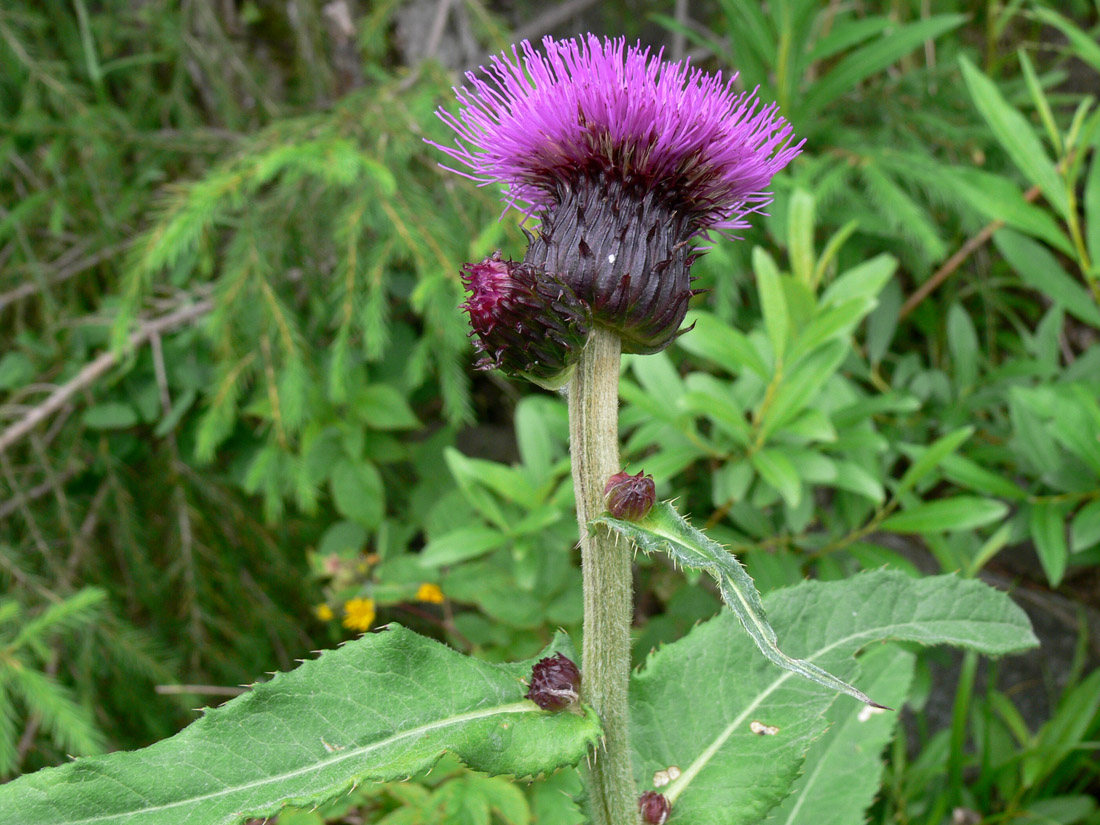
[[314, 603, 335, 622], [415, 583, 445, 604], [342, 597, 376, 632]]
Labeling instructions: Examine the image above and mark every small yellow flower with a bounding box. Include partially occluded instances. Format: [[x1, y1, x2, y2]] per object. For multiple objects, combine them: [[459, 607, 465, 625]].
[[314, 603, 335, 622], [415, 583, 445, 604], [342, 597, 376, 632]]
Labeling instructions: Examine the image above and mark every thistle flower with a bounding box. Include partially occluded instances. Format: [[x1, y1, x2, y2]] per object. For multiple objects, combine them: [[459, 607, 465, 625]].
[[434, 35, 801, 353], [638, 791, 671, 825], [461, 251, 590, 389], [525, 652, 581, 711], [604, 469, 656, 521]]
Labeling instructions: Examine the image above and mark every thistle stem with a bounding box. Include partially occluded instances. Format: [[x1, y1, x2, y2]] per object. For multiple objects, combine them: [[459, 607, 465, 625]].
[[567, 327, 638, 825]]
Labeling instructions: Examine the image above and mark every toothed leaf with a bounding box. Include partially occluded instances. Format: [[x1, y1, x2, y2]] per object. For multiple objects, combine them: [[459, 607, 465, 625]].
[[594, 501, 885, 706], [0, 626, 600, 825], [630, 571, 1037, 825]]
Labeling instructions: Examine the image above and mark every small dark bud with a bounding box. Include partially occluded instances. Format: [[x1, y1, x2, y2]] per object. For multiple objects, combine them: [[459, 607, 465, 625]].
[[461, 251, 590, 390], [604, 470, 656, 521], [639, 791, 670, 825], [525, 653, 581, 711]]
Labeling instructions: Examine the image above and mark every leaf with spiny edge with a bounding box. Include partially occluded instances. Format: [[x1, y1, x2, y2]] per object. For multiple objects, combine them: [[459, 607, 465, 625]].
[[0, 626, 600, 825], [629, 571, 1037, 825], [594, 501, 887, 708]]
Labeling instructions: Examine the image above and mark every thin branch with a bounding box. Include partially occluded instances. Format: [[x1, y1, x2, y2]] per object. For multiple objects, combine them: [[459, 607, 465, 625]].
[[898, 182, 1041, 320], [0, 464, 81, 521], [0, 242, 130, 313], [0, 296, 214, 456]]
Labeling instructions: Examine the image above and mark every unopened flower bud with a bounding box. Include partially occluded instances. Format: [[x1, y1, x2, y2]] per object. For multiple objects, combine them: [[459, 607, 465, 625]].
[[461, 252, 590, 389], [639, 791, 670, 825], [604, 470, 656, 521], [525, 652, 581, 711]]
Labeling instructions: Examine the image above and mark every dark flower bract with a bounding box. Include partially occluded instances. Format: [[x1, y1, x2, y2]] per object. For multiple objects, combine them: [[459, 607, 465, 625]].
[[461, 251, 590, 389], [434, 35, 801, 353], [604, 469, 656, 521], [525, 652, 581, 711]]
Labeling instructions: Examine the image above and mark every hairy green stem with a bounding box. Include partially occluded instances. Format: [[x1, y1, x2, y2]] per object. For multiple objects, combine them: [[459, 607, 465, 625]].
[[567, 327, 638, 825]]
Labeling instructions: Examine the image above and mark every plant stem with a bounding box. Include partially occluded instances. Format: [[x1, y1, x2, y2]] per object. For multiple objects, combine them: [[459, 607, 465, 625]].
[[567, 327, 638, 825]]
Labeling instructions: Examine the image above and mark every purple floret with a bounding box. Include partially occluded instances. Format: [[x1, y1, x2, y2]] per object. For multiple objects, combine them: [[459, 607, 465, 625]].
[[432, 34, 801, 234], [433, 35, 801, 354]]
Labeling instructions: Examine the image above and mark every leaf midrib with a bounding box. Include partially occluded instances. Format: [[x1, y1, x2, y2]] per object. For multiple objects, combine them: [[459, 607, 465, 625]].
[[53, 701, 535, 825], [661, 621, 988, 804]]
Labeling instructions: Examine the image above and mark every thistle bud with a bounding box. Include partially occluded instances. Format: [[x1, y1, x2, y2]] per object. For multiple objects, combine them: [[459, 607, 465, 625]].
[[638, 791, 671, 825], [525, 652, 581, 711], [604, 470, 656, 521], [461, 252, 590, 390]]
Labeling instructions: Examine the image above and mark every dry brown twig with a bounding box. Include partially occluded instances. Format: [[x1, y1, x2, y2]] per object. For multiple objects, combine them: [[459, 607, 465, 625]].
[[0, 295, 215, 456]]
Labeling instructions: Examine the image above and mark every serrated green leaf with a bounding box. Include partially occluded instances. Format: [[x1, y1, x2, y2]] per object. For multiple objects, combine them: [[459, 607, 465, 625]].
[[960, 57, 1069, 220], [630, 571, 1035, 825], [594, 502, 883, 707], [0, 627, 599, 825], [763, 645, 915, 825], [881, 497, 1008, 534]]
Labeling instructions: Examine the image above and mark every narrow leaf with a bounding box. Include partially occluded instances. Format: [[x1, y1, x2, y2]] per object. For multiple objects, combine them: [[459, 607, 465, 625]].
[[0, 627, 600, 825], [593, 502, 886, 707], [960, 57, 1069, 219], [895, 426, 974, 495], [755, 248, 789, 361], [881, 497, 1008, 534], [1030, 500, 1070, 587], [803, 15, 966, 118], [997, 229, 1100, 327], [679, 311, 770, 379]]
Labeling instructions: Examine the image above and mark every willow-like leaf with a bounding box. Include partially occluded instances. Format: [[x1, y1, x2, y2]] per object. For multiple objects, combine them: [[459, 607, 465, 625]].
[[0, 626, 600, 825], [594, 501, 886, 707]]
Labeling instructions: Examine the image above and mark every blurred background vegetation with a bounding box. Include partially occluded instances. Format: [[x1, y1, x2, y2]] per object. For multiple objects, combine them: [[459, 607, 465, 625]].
[[1, 0, 1098, 822]]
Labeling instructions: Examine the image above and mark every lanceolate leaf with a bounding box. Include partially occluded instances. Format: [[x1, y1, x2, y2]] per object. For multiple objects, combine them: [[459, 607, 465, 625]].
[[629, 571, 1037, 825], [762, 646, 915, 825], [0, 627, 600, 825], [593, 502, 886, 707]]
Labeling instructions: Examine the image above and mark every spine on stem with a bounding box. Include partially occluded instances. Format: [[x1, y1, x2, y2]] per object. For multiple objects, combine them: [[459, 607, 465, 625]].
[[567, 327, 638, 825]]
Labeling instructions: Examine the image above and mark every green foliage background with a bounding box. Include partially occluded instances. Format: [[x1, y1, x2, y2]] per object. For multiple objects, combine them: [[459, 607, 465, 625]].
[[1, 0, 1098, 823]]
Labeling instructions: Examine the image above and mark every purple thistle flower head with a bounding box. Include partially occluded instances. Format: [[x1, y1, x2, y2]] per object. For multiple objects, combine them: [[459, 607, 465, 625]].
[[461, 251, 590, 389], [433, 34, 801, 353]]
